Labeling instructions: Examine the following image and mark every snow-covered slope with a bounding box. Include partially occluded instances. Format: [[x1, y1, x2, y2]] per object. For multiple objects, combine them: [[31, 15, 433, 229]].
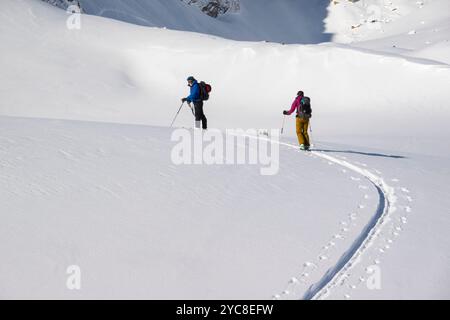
[[326, 0, 450, 64], [43, 0, 450, 61], [60, 0, 332, 44], [1, 0, 449, 142], [0, 0, 449, 299], [327, 0, 450, 42], [0, 116, 380, 299], [1, 116, 449, 299]]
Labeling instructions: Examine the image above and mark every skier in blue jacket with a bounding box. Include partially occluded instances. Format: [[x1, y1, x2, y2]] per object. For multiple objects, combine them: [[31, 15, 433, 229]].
[[182, 76, 207, 130]]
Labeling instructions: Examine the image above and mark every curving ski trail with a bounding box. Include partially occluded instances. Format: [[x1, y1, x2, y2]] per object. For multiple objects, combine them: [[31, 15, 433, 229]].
[[301, 149, 398, 299], [233, 133, 398, 300]]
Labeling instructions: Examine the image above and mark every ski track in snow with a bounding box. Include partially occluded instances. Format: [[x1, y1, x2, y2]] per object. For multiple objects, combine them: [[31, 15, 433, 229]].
[[233, 133, 412, 300]]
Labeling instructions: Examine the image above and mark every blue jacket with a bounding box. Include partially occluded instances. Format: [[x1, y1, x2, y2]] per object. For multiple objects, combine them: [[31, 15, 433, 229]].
[[186, 80, 201, 103]]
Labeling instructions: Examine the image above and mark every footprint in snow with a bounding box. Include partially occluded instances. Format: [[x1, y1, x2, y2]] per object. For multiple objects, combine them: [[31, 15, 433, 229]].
[[351, 176, 361, 181], [358, 204, 365, 209], [289, 277, 299, 284], [359, 185, 369, 190], [319, 255, 328, 261], [401, 187, 410, 193], [303, 261, 317, 269], [391, 178, 400, 183], [404, 206, 412, 213], [365, 266, 375, 273], [364, 194, 370, 199], [323, 241, 337, 250], [339, 278, 348, 287], [400, 216, 408, 224]]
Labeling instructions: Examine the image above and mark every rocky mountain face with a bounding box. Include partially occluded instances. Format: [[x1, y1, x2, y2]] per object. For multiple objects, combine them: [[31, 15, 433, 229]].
[[43, 0, 80, 11], [42, 0, 239, 17], [182, 0, 240, 17]]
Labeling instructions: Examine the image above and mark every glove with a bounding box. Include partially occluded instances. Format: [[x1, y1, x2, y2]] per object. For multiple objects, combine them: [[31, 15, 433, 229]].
[[283, 110, 289, 115], [181, 98, 188, 103]]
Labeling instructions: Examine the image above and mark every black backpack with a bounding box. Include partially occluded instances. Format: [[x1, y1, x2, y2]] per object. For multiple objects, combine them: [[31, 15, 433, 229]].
[[299, 96, 312, 118], [199, 81, 212, 101]]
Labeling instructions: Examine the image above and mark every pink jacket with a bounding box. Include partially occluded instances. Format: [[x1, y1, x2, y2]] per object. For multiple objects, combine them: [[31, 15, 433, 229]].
[[286, 95, 303, 116]]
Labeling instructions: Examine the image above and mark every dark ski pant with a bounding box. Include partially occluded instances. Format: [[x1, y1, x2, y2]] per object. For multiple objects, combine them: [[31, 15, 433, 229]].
[[296, 117, 310, 147], [194, 101, 207, 130]]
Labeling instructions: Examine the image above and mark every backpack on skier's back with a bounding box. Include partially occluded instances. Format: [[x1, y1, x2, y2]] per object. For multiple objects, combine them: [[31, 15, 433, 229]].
[[298, 96, 312, 119], [199, 81, 212, 101]]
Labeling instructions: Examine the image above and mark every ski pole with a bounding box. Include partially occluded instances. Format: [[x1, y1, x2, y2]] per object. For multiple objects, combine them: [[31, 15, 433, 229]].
[[281, 115, 286, 135], [170, 102, 185, 127], [188, 102, 195, 116]]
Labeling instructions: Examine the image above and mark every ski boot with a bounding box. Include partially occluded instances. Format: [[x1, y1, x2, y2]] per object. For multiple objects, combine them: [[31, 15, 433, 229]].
[[300, 144, 311, 151]]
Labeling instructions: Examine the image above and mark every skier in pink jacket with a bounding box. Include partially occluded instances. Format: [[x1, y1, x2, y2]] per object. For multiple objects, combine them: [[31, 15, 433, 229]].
[[283, 91, 312, 151]]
